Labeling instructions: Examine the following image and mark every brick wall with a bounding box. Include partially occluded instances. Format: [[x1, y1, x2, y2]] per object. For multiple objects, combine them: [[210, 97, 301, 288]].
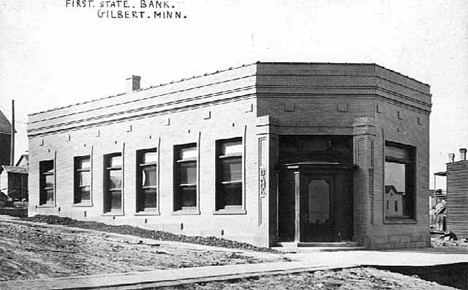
[[28, 64, 275, 247], [28, 62, 432, 248], [255, 63, 431, 249]]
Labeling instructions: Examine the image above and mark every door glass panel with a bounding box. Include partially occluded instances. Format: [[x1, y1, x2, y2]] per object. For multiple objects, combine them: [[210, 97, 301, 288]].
[[308, 179, 330, 224]]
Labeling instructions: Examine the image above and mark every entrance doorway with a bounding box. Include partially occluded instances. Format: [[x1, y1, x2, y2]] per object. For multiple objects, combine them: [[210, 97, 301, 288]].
[[304, 175, 335, 242], [278, 162, 356, 243]]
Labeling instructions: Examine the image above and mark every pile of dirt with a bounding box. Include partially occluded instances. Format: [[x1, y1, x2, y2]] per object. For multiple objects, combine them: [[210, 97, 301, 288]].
[[22, 215, 276, 253], [157, 267, 458, 290]]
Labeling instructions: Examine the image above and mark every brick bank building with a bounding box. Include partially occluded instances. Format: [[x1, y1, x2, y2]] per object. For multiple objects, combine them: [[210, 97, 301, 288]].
[[28, 62, 432, 249]]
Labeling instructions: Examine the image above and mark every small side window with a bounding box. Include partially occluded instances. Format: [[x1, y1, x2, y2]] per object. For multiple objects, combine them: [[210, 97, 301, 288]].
[[39, 160, 54, 206]]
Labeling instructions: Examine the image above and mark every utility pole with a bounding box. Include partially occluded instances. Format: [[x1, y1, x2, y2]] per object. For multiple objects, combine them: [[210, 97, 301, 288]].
[[10, 100, 15, 166]]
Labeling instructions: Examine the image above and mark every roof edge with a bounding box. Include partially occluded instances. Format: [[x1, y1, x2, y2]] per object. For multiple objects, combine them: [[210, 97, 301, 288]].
[[28, 61, 429, 117]]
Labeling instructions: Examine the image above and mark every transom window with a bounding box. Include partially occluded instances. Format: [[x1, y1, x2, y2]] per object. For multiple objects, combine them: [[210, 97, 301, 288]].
[[174, 144, 197, 211], [136, 149, 158, 212], [74, 156, 91, 204], [104, 153, 123, 213], [216, 138, 243, 210], [39, 160, 54, 206]]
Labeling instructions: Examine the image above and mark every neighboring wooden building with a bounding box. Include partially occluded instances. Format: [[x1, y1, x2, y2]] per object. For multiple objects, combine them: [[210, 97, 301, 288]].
[[446, 149, 468, 238], [0, 154, 29, 202], [429, 187, 447, 233], [0, 110, 12, 174], [384, 185, 404, 217]]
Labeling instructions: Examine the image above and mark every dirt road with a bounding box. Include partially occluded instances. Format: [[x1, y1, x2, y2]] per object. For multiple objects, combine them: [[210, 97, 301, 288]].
[[0, 217, 462, 290], [0, 219, 275, 281]]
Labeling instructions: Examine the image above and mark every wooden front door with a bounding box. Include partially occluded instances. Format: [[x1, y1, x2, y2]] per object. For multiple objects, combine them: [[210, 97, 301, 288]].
[[302, 175, 335, 242], [300, 172, 354, 242]]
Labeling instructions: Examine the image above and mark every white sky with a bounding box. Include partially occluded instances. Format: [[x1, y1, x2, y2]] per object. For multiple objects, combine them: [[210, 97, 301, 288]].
[[1, 0, 467, 189]]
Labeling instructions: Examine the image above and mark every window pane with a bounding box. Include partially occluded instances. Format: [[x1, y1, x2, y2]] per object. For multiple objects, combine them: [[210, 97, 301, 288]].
[[385, 162, 405, 194], [180, 186, 196, 207], [142, 165, 157, 187], [109, 155, 122, 167], [221, 141, 242, 155], [80, 158, 91, 169], [180, 147, 197, 160], [46, 189, 54, 203], [109, 170, 122, 189], [80, 186, 91, 201], [41, 161, 54, 172], [45, 174, 54, 188], [386, 146, 409, 161], [180, 162, 196, 184], [143, 151, 157, 163], [137, 189, 157, 211], [111, 190, 121, 210], [221, 183, 242, 206], [144, 189, 157, 209], [80, 171, 91, 186], [222, 158, 242, 181], [385, 161, 406, 217]]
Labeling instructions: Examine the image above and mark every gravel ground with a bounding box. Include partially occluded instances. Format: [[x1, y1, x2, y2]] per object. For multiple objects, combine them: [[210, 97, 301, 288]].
[[1, 215, 463, 289], [156, 267, 459, 290], [0, 219, 281, 281]]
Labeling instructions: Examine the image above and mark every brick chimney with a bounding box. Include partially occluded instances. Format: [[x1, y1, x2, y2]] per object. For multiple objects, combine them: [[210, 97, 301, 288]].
[[126, 75, 141, 92], [460, 148, 467, 161], [448, 153, 455, 163]]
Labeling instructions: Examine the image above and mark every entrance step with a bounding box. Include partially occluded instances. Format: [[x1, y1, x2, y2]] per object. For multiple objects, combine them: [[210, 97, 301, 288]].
[[273, 241, 365, 252]]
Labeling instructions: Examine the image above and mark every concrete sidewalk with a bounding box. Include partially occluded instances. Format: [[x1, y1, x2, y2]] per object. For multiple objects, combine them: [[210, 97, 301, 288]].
[[0, 262, 356, 290], [1, 249, 467, 290]]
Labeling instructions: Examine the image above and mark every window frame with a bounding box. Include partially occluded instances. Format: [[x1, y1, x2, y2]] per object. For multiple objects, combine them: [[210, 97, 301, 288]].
[[73, 155, 92, 206], [103, 153, 123, 214], [384, 141, 416, 222], [214, 137, 246, 214], [135, 148, 159, 215], [39, 160, 55, 207], [173, 143, 199, 214]]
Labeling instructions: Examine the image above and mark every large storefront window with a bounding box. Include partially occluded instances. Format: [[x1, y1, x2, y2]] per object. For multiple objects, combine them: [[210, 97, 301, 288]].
[[384, 142, 415, 219]]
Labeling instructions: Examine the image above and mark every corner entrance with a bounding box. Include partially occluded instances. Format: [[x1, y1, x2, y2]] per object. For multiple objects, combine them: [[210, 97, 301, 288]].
[[279, 162, 357, 243]]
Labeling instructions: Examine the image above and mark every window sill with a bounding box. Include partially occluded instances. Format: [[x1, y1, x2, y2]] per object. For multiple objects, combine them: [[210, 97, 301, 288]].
[[102, 212, 125, 217], [213, 207, 246, 215], [37, 204, 56, 209], [384, 217, 417, 224], [171, 209, 200, 216], [135, 211, 160, 216], [72, 202, 93, 208]]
